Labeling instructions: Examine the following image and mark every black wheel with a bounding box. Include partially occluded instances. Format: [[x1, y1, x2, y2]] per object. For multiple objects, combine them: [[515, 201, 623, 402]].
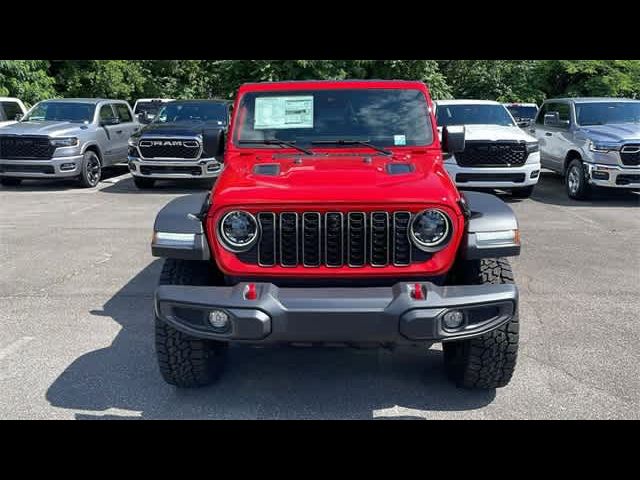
[[78, 151, 102, 188], [0, 177, 22, 186], [155, 259, 227, 388], [511, 185, 534, 199], [566, 159, 591, 200], [133, 176, 155, 189], [443, 258, 519, 389]]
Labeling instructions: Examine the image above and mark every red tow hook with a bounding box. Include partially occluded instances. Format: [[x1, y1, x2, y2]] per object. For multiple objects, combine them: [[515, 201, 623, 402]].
[[244, 283, 257, 300], [411, 283, 425, 300]]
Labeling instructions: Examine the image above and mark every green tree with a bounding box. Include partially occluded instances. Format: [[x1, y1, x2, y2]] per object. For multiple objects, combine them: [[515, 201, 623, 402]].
[[0, 60, 57, 106]]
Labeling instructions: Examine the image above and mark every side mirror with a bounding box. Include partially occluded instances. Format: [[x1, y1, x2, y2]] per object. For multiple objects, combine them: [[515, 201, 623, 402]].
[[441, 125, 465, 154], [137, 112, 150, 123], [14, 113, 24, 122], [101, 117, 120, 126], [543, 112, 560, 126], [517, 120, 531, 128]]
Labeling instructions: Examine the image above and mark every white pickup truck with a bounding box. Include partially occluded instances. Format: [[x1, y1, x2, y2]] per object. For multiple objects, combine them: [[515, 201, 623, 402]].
[[0, 97, 27, 127], [435, 99, 541, 198]]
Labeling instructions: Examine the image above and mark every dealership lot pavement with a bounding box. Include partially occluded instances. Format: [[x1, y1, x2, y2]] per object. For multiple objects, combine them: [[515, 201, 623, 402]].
[[0, 168, 638, 419]]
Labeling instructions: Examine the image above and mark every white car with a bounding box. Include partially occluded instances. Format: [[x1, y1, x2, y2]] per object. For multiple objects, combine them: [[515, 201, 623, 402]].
[[132, 98, 174, 124], [0, 97, 27, 127], [435, 99, 541, 198]]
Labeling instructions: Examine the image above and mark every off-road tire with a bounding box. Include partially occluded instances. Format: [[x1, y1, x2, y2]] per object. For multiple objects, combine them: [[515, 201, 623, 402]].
[[443, 258, 519, 389], [77, 151, 102, 188], [155, 259, 227, 388], [0, 177, 22, 186], [511, 185, 535, 199], [133, 176, 155, 189], [566, 159, 591, 200]]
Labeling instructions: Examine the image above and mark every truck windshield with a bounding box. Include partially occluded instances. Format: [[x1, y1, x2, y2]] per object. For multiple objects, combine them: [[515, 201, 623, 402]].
[[154, 102, 227, 125], [575, 102, 640, 126], [135, 101, 167, 117], [23, 102, 95, 123], [505, 105, 538, 120], [233, 89, 433, 149], [437, 104, 515, 127]]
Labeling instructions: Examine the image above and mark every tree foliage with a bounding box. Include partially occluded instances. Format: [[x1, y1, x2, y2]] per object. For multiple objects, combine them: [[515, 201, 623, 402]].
[[0, 60, 57, 105]]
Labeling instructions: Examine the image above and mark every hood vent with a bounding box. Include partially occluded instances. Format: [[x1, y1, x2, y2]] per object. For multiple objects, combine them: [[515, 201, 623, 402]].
[[253, 163, 280, 176], [386, 163, 414, 175]]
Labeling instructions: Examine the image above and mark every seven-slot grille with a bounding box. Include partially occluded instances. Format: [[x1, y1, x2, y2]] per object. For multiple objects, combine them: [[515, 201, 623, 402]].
[[620, 144, 640, 166], [455, 141, 528, 167], [0, 136, 55, 159], [138, 138, 200, 159], [252, 211, 416, 268]]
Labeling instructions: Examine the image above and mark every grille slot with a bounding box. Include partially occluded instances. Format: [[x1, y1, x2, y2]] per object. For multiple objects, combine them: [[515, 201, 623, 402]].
[[0, 136, 55, 159], [455, 141, 528, 167], [257, 213, 276, 266], [280, 213, 298, 267], [620, 145, 640, 166], [370, 212, 389, 266], [325, 212, 344, 267], [348, 213, 366, 267], [138, 139, 200, 159], [302, 212, 321, 266], [392, 212, 412, 266]]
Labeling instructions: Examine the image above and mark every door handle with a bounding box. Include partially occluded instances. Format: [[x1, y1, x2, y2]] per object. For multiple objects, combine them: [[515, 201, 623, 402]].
[[115, 129, 123, 134], [545, 132, 553, 136]]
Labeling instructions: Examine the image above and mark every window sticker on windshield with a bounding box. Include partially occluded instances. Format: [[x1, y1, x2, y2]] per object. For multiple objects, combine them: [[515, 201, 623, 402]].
[[254, 96, 314, 129], [394, 134, 406, 146]]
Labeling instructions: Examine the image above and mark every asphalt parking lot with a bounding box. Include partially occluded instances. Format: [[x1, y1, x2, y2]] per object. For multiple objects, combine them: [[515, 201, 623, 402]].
[[0, 168, 638, 419]]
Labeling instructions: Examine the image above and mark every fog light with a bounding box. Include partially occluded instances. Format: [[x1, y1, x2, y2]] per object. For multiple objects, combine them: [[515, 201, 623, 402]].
[[207, 163, 221, 172], [592, 171, 609, 180], [129, 162, 137, 172], [530, 170, 540, 179], [209, 310, 230, 330], [60, 163, 76, 171], [443, 310, 465, 330]]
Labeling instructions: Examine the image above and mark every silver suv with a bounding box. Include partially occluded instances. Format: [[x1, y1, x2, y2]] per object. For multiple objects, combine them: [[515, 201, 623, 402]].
[[530, 97, 640, 199], [0, 98, 140, 188]]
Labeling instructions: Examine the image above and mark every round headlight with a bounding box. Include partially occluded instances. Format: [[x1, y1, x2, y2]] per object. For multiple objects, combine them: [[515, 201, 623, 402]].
[[219, 211, 259, 251], [409, 209, 451, 250]]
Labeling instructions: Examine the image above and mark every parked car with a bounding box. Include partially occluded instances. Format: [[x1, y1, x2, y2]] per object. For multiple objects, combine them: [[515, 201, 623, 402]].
[[435, 99, 541, 198], [0, 97, 27, 127], [504, 102, 539, 128], [0, 98, 140, 187], [127, 99, 231, 188], [133, 98, 174, 124], [149, 80, 522, 390], [529, 97, 640, 199]]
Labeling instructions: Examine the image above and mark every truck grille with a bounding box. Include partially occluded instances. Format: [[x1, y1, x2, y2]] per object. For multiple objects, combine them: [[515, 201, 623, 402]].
[[620, 145, 640, 166], [138, 139, 200, 159], [0, 136, 55, 159], [455, 141, 528, 167], [245, 211, 424, 268]]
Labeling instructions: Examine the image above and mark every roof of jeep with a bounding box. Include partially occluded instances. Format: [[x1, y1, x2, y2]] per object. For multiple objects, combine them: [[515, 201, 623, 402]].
[[545, 97, 640, 103], [238, 79, 429, 92]]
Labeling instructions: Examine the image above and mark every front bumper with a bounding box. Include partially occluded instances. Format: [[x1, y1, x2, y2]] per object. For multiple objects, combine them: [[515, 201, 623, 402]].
[[128, 156, 222, 179], [0, 154, 84, 178], [585, 163, 640, 189], [155, 281, 518, 345], [445, 155, 541, 189]]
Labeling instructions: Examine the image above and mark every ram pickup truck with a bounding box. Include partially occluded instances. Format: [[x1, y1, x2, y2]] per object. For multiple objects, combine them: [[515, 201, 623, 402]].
[[0, 98, 139, 187], [0, 97, 27, 128], [529, 97, 640, 199], [435, 99, 541, 198], [127, 99, 230, 188], [150, 80, 522, 390]]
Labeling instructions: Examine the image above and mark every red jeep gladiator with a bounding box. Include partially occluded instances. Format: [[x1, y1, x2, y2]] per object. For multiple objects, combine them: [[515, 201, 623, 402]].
[[151, 80, 521, 389]]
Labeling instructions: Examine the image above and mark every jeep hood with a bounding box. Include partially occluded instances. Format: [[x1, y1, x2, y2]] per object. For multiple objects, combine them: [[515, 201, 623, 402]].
[[579, 123, 640, 143], [0, 121, 85, 137], [213, 153, 459, 207]]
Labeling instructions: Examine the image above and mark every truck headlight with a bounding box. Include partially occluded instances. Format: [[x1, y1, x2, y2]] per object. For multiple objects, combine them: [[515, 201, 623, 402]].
[[525, 141, 539, 153], [409, 209, 451, 251], [50, 137, 79, 147], [589, 140, 620, 153], [218, 211, 260, 251], [128, 138, 139, 147]]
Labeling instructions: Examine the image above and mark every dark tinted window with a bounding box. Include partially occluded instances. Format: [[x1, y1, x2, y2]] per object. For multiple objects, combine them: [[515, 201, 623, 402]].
[[575, 102, 640, 126], [544, 102, 571, 128], [0, 101, 23, 121], [436, 104, 515, 127], [24, 102, 95, 123], [155, 102, 228, 125], [115, 103, 132, 122], [134, 101, 166, 116], [99, 104, 115, 121], [234, 89, 433, 148], [505, 105, 538, 120]]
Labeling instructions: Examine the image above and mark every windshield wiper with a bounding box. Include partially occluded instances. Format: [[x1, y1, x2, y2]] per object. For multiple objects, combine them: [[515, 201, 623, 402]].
[[311, 139, 392, 156], [239, 139, 313, 155]]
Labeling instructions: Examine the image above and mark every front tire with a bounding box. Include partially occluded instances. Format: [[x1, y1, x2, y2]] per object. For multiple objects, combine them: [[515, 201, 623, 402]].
[[78, 151, 102, 188], [443, 258, 519, 389], [133, 176, 155, 189], [155, 259, 227, 388], [566, 159, 591, 200], [511, 185, 534, 199], [0, 177, 22, 186]]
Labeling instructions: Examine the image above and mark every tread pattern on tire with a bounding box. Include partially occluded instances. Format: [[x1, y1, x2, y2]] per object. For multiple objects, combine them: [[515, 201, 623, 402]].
[[155, 259, 226, 388], [444, 258, 519, 389]]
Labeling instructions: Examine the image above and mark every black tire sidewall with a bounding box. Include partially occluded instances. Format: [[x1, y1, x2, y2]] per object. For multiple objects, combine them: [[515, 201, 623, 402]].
[[79, 151, 101, 188], [566, 159, 589, 199]]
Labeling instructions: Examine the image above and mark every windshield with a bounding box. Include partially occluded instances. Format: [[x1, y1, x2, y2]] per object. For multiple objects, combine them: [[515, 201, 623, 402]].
[[505, 105, 538, 120], [154, 102, 227, 125], [576, 102, 640, 126], [233, 89, 433, 148], [24, 102, 95, 123], [135, 101, 167, 117], [437, 104, 515, 127]]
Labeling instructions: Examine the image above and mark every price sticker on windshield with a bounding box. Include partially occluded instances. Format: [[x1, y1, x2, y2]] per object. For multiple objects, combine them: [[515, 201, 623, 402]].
[[394, 134, 406, 146], [254, 96, 314, 129]]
